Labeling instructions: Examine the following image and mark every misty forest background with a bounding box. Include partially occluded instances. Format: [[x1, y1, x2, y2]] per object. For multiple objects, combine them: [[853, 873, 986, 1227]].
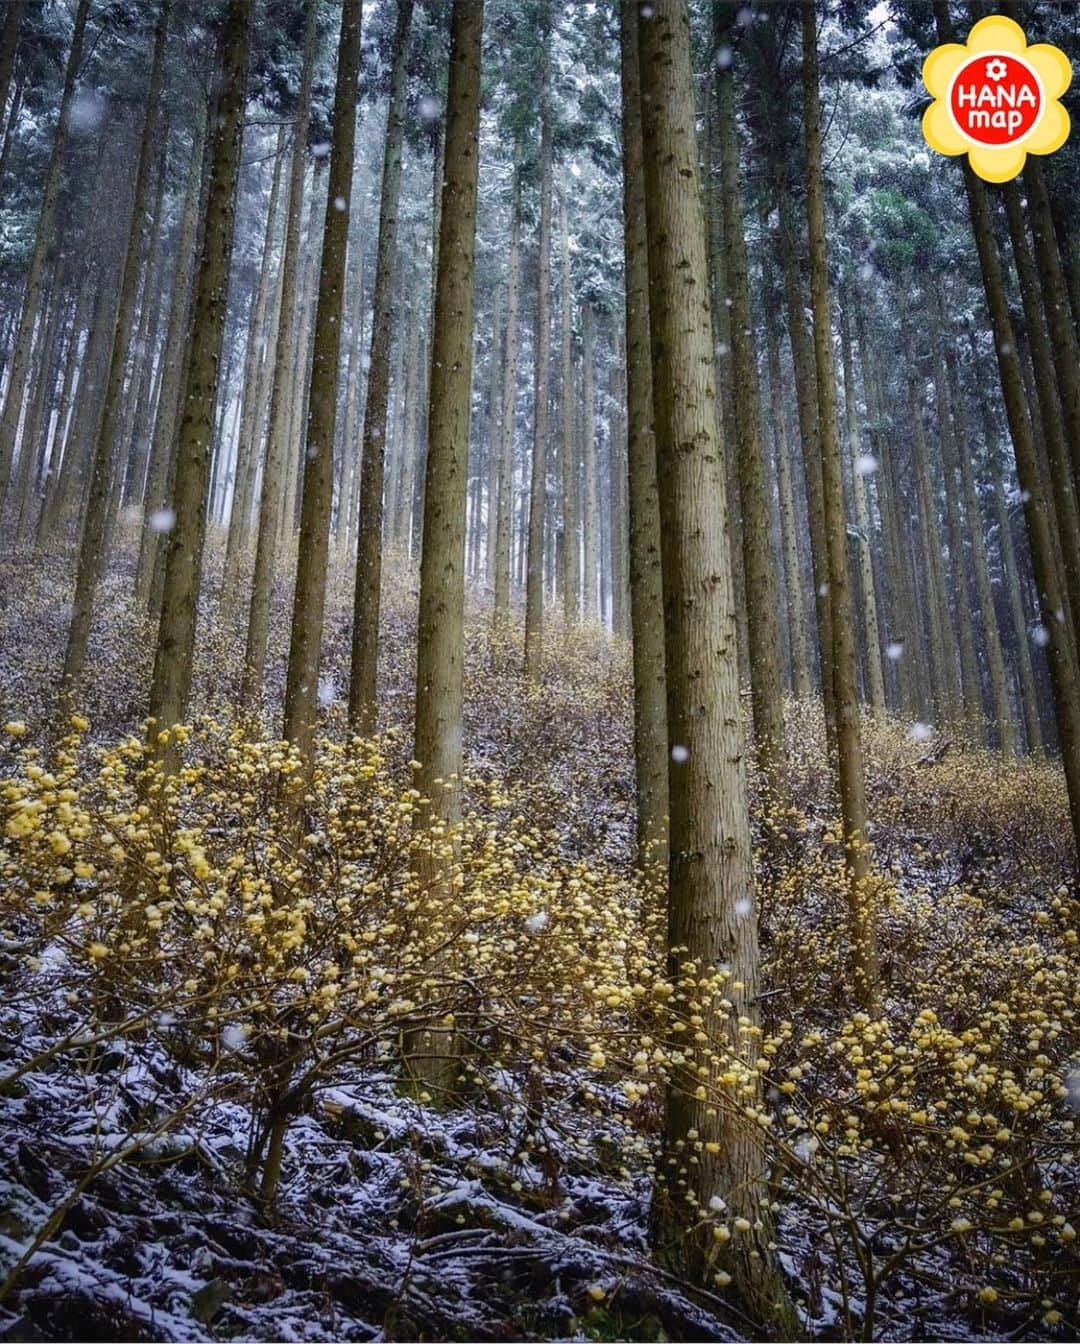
[[0, 0, 1078, 1340]]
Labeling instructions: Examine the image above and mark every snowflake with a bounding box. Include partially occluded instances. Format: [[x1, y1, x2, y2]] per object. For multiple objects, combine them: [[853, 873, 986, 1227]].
[[985, 58, 1008, 81]]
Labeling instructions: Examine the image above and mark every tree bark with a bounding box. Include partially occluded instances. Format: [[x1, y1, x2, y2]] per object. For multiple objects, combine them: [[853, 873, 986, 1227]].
[[147, 0, 252, 747], [762, 252, 811, 701], [134, 113, 207, 609], [221, 125, 287, 610], [283, 0, 362, 770], [773, 163, 836, 751], [493, 162, 521, 622], [523, 20, 553, 680], [949, 346, 1015, 756], [241, 0, 317, 709], [839, 299, 885, 714], [619, 0, 667, 876], [715, 53, 786, 787], [581, 302, 598, 622], [802, 0, 880, 1008], [413, 0, 483, 834], [638, 0, 794, 1327], [348, 0, 413, 732]]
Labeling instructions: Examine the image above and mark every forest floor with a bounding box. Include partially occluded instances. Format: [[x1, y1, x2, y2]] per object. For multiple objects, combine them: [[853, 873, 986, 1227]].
[[0, 533, 1077, 1343]]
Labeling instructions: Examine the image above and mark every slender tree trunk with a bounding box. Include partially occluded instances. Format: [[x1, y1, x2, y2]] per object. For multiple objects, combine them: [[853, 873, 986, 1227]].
[[283, 0, 361, 770], [0, 0, 24, 125], [994, 470, 1043, 755], [523, 21, 553, 680], [908, 373, 955, 725], [336, 205, 367, 570], [763, 256, 811, 700], [581, 302, 598, 622], [0, 0, 89, 510], [492, 163, 521, 623], [412, 0, 483, 875], [59, 1, 170, 706], [348, 0, 413, 733], [932, 334, 984, 742], [35, 272, 92, 545], [839, 300, 885, 714], [704, 100, 748, 684], [620, 0, 667, 876], [802, 0, 880, 1008], [279, 177, 323, 559], [855, 302, 918, 717], [773, 167, 836, 749], [608, 347, 629, 638], [147, 0, 252, 747], [241, 0, 317, 709], [134, 114, 207, 608], [221, 126, 287, 607], [558, 191, 579, 625], [639, 2, 795, 1327], [0, 68, 25, 188], [949, 350, 1015, 756], [120, 139, 169, 509], [483, 281, 502, 590], [715, 53, 786, 786]]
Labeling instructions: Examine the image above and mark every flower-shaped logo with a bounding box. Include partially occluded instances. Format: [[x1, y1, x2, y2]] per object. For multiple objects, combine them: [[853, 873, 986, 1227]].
[[922, 15, 1071, 182]]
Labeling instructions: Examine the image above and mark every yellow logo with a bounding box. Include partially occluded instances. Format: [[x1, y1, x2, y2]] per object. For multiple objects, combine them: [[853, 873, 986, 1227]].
[[922, 15, 1071, 182]]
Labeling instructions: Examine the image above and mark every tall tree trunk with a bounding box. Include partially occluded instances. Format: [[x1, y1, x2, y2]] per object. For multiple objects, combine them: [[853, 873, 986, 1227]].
[[35, 270, 92, 545], [147, 0, 251, 747], [802, 0, 880, 1008], [0, 0, 23, 125], [932, 332, 984, 742], [348, 0, 412, 732], [839, 300, 885, 714], [619, 0, 667, 876], [523, 21, 553, 680], [932, 2, 1080, 854], [994, 470, 1043, 755], [133, 115, 206, 607], [638, 0, 795, 1328], [120, 139, 170, 509], [608, 346, 629, 638], [773, 166, 836, 751], [907, 372, 955, 725], [949, 349, 1015, 756], [558, 191, 579, 624], [59, 0, 170, 706], [0, 0, 89, 510], [704, 100, 748, 685], [241, 0, 317, 710], [762, 255, 812, 701], [221, 126, 287, 609], [854, 302, 918, 717], [715, 53, 786, 788], [492, 163, 521, 622], [483, 281, 502, 590], [283, 0, 361, 769], [580, 302, 598, 622], [412, 0, 483, 878], [336, 210, 368, 570]]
